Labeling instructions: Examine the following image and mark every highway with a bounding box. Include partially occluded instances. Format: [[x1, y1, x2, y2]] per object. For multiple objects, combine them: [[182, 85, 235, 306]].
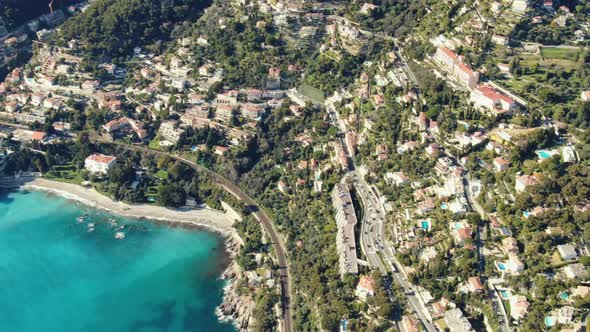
[[325, 96, 436, 331]]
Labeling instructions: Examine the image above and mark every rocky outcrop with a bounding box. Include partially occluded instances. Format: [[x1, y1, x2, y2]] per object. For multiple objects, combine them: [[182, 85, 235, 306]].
[[217, 236, 255, 331]]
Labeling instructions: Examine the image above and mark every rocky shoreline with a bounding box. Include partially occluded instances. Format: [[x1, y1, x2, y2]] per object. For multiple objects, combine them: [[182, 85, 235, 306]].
[[217, 235, 255, 331]]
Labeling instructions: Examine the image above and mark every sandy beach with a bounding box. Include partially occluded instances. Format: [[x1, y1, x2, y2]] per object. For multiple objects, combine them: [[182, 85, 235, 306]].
[[21, 178, 236, 236]]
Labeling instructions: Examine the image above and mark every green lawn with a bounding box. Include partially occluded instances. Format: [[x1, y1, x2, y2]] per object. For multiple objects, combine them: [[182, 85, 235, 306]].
[[44, 163, 84, 184], [155, 170, 168, 180], [540, 47, 580, 61], [297, 84, 325, 104], [148, 136, 165, 151]]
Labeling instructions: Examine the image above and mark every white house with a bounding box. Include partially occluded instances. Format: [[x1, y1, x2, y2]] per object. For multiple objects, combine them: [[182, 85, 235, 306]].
[[470, 85, 516, 114], [493, 157, 510, 172], [557, 244, 578, 260], [84, 153, 116, 175], [491, 35, 509, 46], [507, 254, 525, 273]]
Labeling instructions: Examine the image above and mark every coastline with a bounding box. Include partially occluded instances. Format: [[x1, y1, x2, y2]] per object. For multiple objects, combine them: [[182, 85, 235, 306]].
[[20, 178, 236, 236], [14, 177, 252, 331]]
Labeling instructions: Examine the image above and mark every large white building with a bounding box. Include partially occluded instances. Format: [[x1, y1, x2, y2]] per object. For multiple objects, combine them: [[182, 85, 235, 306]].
[[158, 121, 185, 144], [434, 47, 479, 88], [84, 153, 117, 175], [470, 85, 516, 115], [331, 183, 359, 277]]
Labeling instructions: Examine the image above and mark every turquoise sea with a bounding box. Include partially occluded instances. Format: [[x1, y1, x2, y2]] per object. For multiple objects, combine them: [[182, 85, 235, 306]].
[[0, 190, 236, 332]]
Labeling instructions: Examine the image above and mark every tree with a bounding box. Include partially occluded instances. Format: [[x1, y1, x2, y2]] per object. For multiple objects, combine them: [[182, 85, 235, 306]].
[[157, 183, 186, 208]]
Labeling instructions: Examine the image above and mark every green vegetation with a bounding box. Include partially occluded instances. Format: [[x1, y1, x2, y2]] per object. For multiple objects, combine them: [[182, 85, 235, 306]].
[[59, 0, 212, 59], [43, 163, 84, 184], [540, 47, 582, 61], [297, 84, 325, 104]]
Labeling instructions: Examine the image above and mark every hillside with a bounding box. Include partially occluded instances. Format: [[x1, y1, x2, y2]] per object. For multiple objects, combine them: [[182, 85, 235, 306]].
[[58, 0, 212, 58]]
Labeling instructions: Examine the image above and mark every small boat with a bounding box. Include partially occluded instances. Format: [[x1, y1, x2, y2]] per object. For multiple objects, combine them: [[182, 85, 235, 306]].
[[76, 216, 86, 223], [87, 226, 95, 233], [109, 219, 118, 228], [116, 225, 125, 231], [115, 232, 125, 239], [88, 223, 95, 228]]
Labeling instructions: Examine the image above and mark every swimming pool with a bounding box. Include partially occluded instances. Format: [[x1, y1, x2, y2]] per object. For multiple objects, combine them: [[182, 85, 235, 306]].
[[536, 149, 559, 160], [497, 262, 507, 271], [560, 292, 569, 300], [500, 290, 510, 299], [421, 221, 430, 231], [523, 211, 531, 218], [545, 316, 556, 327], [441, 203, 448, 210]]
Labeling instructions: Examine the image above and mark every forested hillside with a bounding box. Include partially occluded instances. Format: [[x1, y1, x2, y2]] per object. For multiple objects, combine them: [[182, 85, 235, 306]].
[[59, 0, 212, 59], [0, 0, 80, 29]]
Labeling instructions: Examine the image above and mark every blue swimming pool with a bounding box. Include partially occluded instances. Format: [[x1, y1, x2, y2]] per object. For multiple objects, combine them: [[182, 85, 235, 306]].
[[545, 316, 556, 327], [500, 290, 510, 298], [498, 263, 507, 271], [441, 203, 448, 210], [421, 221, 430, 230], [560, 292, 569, 300], [537, 150, 552, 159], [523, 211, 531, 218]]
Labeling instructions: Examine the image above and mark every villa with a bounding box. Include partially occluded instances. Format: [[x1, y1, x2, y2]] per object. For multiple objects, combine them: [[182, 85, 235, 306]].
[[84, 153, 116, 175], [557, 244, 578, 261], [563, 263, 589, 280], [493, 157, 510, 172], [509, 295, 530, 320], [355, 275, 375, 301], [515, 174, 541, 193]]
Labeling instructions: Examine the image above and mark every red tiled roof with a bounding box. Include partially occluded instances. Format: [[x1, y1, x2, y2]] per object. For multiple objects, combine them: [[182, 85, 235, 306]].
[[86, 153, 116, 164], [31, 131, 46, 141]]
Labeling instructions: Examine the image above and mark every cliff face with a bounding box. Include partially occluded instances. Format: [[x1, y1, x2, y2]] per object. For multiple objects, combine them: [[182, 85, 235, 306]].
[[217, 236, 255, 331]]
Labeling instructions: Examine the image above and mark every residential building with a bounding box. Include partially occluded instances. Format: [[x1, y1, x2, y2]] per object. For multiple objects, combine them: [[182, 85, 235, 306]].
[[158, 121, 185, 144], [491, 35, 509, 46], [386, 171, 409, 186], [563, 263, 589, 280], [53, 121, 71, 133], [444, 308, 473, 332], [507, 254, 525, 273], [557, 244, 578, 260], [466, 276, 485, 293], [84, 153, 116, 175], [31, 131, 47, 142], [355, 275, 375, 301], [512, 0, 529, 13], [15, 110, 46, 124], [509, 295, 530, 320], [515, 174, 541, 192], [493, 157, 510, 172], [82, 80, 99, 91], [502, 237, 519, 255], [434, 47, 479, 88], [331, 184, 359, 276], [103, 117, 148, 140]]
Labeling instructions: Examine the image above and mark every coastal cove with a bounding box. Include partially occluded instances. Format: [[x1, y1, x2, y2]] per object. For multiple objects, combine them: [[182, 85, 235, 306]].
[[0, 186, 240, 332]]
